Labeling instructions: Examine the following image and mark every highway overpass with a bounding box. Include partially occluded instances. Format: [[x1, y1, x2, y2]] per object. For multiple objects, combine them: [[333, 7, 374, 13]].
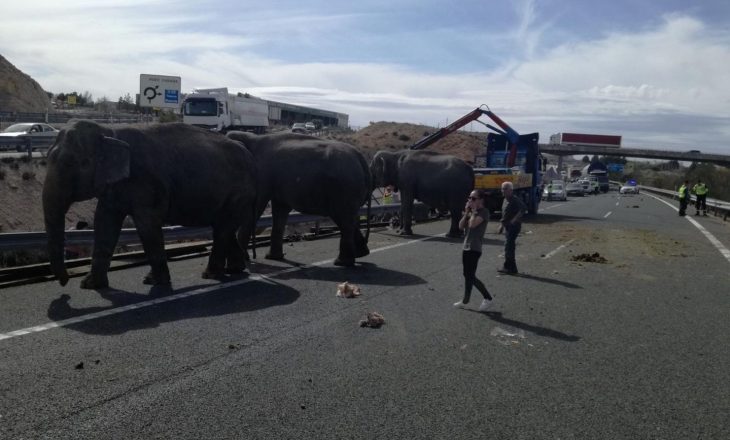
[[540, 143, 730, 166]]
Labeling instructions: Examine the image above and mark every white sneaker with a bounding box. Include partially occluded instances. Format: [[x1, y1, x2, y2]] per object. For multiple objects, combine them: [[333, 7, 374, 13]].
[[453, 301, 466, 309], [478, 299, 493, 312]]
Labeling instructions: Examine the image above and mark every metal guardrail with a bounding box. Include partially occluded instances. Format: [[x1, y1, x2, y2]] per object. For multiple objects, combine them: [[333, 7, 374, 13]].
[[0, 136, 54, 157], [0, 203, 410, 252]]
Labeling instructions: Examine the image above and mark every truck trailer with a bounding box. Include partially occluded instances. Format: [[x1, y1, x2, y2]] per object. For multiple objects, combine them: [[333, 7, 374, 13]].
[[182, 88, 269, 133], [549, 132, 621, 148]]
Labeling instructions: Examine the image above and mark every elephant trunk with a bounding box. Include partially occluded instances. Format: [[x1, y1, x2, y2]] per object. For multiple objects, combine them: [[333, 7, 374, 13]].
[[42, 185, 72, 286]]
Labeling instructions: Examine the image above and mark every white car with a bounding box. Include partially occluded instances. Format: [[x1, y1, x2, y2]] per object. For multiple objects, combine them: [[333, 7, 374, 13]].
[[620, 183, 640, 194], [542, 183, 567, 201], [0, 123, 60, 151], [291, 123, 308, 133], [565, 181, 585, 196]]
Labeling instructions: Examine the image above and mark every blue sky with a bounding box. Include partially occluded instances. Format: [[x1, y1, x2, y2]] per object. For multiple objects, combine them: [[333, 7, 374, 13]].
[[2, 0, 729, 153]]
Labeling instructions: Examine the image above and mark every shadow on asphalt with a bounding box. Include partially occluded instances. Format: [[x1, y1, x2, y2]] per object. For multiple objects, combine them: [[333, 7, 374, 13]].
[[500, 272, 582, 289], [524, 213, 597, 224], [468, 310, 581, 342], [265, 261, 427, 286], [46, 278, 300, 336]]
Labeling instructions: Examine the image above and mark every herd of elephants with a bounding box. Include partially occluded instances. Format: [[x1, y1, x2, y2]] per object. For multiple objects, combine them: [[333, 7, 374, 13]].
[[42, 121, 475, 289]]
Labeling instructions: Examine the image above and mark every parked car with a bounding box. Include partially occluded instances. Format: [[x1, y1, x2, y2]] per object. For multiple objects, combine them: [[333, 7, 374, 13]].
[[0, 123, 59, 151], [565, 181, 585, 196], [620, 182, 640, 194], [542, 182, 567, 201], [291, 123, 308, 133], [304, 122, 316, 132]]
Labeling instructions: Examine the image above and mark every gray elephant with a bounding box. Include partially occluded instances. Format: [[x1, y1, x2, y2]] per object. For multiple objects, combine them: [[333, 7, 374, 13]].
[[226, 131, 370, 267], [370, 150, 474, 237], [43, 120, 258, 289]]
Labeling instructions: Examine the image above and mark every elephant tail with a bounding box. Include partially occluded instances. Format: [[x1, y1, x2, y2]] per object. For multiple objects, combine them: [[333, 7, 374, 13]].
[[250, 205, 257, 260], [365, 190, 372, 243]]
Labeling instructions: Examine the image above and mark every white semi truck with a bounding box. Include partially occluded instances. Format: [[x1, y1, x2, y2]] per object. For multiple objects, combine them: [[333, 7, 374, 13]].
[[181, 88, 269, 133]]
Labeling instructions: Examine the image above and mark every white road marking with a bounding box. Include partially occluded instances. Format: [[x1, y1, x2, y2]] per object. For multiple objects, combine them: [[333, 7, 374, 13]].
[[646, 192, 730, 264], [616, 201, 620, 206], [0, 234, 444, 342], [542, 239, 575, 259], [604, 211, 612, 218], [540, 203, 566, 211]]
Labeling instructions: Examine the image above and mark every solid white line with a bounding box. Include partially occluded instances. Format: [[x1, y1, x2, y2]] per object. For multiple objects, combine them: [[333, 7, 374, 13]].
[[0, 234, 444, 342], [540, 203, 566, 211], [542, 239, 575, 259], [645, 192, 730, 264], [604, 211, 612, 218]]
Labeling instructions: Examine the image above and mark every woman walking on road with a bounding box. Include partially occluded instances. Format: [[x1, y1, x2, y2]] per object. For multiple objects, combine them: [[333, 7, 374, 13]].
[[454, 189, 494, 312]]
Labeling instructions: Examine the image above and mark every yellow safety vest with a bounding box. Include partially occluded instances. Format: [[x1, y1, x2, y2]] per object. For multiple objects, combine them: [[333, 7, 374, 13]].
[[678, 185, 688, 199], [693, 183, 708, 195]]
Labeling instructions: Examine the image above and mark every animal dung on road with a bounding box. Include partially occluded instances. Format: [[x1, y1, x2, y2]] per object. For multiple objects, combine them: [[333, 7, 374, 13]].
[[336, 281, 361, 298], [360, 312, 385, 328], [570, 252, 608, 264]]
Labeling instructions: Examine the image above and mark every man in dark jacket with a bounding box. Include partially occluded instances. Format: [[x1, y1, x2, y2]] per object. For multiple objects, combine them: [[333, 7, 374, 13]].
[[499, 181, 526, 274]]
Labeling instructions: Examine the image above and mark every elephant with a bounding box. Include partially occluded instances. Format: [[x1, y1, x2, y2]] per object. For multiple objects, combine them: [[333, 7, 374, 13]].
[[370, 149, 474, 237], [43, 120, 258, 289], [226, 131, 370, 267]]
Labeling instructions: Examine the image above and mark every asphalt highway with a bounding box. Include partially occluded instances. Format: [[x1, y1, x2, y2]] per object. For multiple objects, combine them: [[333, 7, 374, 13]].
[[1, 191, 728, 439]]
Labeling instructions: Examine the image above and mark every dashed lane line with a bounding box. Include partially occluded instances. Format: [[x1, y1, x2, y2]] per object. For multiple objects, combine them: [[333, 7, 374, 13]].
[[604, 211, 612, 218], [541, 239, 575, 259], [0, 234, 444, 342], [645, 192, 730, 264]]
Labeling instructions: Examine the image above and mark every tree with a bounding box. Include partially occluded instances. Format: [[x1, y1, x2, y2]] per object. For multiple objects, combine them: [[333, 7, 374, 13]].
[[117, 93, 135, 112]]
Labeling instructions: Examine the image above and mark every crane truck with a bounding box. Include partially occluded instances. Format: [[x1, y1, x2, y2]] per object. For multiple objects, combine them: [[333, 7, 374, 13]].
[[181, 87, 269, 133], [410, 105, 544, 215]]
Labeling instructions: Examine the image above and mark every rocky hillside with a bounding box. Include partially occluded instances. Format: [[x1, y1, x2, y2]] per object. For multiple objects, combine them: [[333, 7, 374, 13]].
[[327, 121, 486, 163], [0, 54, 51, 113]]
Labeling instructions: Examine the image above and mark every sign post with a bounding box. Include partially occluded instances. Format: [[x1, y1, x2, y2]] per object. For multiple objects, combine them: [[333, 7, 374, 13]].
[[139, 74, 181, 109]]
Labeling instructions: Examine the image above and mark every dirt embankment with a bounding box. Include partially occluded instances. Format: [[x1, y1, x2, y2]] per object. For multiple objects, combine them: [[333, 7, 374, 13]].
[[0, 122, 487, 233], [0, 157, 96, 233]]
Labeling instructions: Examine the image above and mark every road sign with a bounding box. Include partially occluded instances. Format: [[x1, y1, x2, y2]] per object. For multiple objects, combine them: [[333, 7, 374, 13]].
[[139, 74, 181, 109], [607, 163, 624, 173]]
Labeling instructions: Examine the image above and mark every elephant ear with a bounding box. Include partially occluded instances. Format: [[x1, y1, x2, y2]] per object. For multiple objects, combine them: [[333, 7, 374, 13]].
[[94, 136, 130, 192]]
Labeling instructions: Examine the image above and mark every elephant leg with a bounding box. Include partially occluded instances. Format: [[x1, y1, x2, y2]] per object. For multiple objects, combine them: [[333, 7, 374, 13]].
[[230, 208, 257, 273], [333, 213, 358, 267], [399, 195, 414, 235], [354, 227, 370, 258], [203, 224, 234, 279], [267, 200, 291, 260], [446, 207, 463, 238], [133, 214, 171, 286], [81, 206, 125, 289]]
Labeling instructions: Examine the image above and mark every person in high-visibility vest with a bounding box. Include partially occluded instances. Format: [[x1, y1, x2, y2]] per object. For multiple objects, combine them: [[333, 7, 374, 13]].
[[678, 180, 690, 216], [692, 179, 709, 216], [383, 185, 394, 204]]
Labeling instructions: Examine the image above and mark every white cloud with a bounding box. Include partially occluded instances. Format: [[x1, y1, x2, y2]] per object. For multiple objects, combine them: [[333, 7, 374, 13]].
[[1, 3, 729, 152]]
